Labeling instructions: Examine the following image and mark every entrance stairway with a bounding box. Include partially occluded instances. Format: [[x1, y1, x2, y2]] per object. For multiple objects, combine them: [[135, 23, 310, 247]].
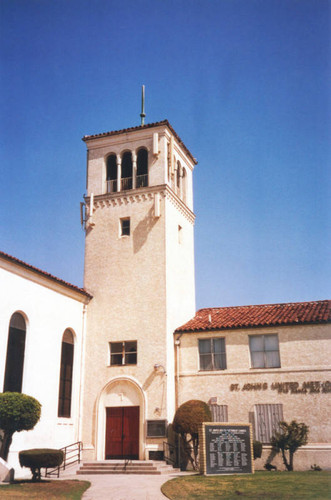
[[76, 460, 179, 475]]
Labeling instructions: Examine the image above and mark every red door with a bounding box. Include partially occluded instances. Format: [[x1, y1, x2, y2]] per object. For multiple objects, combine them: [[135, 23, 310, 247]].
[[105, 406, 139, 459]]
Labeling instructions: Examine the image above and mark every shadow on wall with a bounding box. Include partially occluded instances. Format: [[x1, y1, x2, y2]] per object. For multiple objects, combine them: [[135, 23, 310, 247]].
[[133, 207, 159, 254], [142, 368, 166, 417]]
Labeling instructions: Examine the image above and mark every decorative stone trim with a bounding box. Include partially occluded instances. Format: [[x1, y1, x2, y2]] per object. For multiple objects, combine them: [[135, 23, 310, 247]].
[[85, 184, 195, 224]]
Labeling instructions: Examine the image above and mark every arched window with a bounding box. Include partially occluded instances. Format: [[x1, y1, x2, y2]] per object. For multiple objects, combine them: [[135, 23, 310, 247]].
[[182, 167, 187, 203], [58, 329, 74, 418], [121, 152, 132, 190], [106, 154, 117, 193], [137, 148, 148, 188], [176, 161, 181, 195], [3, 313, 26, 392]]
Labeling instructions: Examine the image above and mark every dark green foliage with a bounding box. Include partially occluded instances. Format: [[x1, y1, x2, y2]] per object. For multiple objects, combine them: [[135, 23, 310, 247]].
[[173, 400, 212, 471], [0, 392, 41, 461], [19, 448, 64, 482], [173, 400, 211, 436], [253, 440, 262, 459], [271, 420, 309, 471]]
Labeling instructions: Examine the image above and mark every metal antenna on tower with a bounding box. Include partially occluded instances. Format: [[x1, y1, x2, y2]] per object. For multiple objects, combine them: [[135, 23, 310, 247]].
[[140, 85, 146, 125]]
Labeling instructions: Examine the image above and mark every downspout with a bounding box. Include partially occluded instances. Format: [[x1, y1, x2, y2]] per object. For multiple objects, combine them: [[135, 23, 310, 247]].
[[175, 333, 183, 410], [77, 303, 88, 443]]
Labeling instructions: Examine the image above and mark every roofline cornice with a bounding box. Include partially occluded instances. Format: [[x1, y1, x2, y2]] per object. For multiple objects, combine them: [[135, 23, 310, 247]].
[[82, 120, 197, 165], [0, 251, 92, 303]]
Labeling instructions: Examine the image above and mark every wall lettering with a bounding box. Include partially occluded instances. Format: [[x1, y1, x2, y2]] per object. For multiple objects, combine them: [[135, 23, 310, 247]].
[[229, 381, 331, 394]]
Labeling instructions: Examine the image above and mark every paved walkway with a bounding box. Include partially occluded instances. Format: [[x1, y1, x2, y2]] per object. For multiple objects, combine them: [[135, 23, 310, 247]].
[[61, 466, 192, 500]]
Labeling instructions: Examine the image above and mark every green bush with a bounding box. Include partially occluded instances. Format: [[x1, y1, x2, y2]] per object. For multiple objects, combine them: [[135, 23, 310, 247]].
[[19, 448, 64, 482], [173, 400, 212, 471], [271, 420, 309, 471], [253, 440, 262, 459], [0, 392, 41, 461]]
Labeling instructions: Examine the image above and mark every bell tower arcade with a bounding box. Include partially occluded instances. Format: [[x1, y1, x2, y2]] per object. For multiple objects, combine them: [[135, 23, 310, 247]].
[[81, 120, 196, 461]]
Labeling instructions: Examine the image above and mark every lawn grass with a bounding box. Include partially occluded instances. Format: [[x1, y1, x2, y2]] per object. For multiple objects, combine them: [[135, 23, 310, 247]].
[[161, 471, 331, 500], [0, 479, 90, 499]]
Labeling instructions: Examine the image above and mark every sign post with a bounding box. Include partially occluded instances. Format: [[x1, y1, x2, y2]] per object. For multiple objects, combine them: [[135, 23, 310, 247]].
[[199, 423, 254, 475]]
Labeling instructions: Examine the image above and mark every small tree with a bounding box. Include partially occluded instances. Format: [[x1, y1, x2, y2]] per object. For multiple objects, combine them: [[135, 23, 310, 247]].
[[271, 420, 309, 471], [19, 449, 63, 482], [0, 393, 41, 461], [173, 400, 211, 470]]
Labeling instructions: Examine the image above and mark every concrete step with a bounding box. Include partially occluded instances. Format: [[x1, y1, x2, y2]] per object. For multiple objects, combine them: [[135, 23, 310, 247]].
[[76, 460, 179, 475]]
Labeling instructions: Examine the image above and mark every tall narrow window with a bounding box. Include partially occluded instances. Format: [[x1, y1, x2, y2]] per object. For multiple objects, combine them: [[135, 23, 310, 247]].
[[58, 329, 74, 418], [3, 313, 26, 392], [120, 218, 130, 236], [121, 152, 132, 190], [182, 167, 187, 203], [137, 148, 148, 188], [176, 161, 181, 195], [106, 154, 117, 193], [254, 404, 283, 443]]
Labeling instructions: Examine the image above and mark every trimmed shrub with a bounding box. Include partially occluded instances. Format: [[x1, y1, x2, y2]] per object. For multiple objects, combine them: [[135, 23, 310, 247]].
[[253, 440, 262, 459], [19, 448, 64, 482], [271, 420, 309, 471], [173, 400, 212, 470], [0, 392, 41, 461]]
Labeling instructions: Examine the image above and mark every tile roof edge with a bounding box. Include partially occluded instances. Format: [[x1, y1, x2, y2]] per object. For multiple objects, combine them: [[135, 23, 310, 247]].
[[0, 250, 92, 299], [82, 119, 197, 165], [195, 299, 331, 312], [175, 319, 330, 334]]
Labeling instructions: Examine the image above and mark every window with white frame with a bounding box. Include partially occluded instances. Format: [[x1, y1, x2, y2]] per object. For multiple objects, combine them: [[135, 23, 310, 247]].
[[199, 338, 226, 371], [249, 334, 280, 368], [254, 404, 283, 443], [110, 341, 137, 366]]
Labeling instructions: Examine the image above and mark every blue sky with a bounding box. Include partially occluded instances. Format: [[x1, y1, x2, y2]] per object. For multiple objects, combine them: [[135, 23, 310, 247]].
[[0, 0, 329, 308]]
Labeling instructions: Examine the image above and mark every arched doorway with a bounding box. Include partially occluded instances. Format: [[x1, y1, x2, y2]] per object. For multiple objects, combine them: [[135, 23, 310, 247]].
[[96, 377, 145, 460]]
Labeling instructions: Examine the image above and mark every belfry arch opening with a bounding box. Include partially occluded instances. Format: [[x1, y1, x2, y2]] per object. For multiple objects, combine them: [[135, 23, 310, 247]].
[[121, 152, 133, 190], [137, 148, 148, 188], [106, 154, 117, 193]]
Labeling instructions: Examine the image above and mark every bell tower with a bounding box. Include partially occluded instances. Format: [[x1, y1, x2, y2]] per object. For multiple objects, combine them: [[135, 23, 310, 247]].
[[81, 118, 196, 461]]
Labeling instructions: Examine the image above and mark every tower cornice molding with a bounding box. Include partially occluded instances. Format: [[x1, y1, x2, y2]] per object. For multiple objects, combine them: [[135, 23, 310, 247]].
[[85, 185, 195, 224]]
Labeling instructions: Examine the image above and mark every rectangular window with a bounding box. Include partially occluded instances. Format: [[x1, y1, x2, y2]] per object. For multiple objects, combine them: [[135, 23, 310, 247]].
[[249, 334, 280, 368], [120, 218, 130, 236], [146, 420, 167, 438], [209, 403, 228, 422], [254, 404, 283, 443], [199, 338, 226, 371], [110, 341, 137, 366]]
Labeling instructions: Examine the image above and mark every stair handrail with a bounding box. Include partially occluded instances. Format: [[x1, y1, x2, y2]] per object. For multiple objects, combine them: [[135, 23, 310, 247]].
[[163, 441, 176, 466], [45, 440, 83, 477]]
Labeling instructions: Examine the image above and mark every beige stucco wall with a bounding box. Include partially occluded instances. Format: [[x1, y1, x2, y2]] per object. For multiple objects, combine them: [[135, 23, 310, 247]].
[[82, 125, 196, 461], [176, 323, 331, 469]]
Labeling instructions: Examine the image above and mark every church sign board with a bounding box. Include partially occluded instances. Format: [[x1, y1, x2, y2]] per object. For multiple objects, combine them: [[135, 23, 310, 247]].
[[199, 423, 254, 475]]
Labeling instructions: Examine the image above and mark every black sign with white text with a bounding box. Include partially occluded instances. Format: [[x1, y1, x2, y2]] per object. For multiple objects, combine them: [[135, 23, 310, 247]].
[[205, 425, 253, 474]]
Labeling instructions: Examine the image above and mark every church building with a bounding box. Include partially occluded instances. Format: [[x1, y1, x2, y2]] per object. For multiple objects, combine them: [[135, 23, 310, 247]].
[[0, 119, 330, 475]]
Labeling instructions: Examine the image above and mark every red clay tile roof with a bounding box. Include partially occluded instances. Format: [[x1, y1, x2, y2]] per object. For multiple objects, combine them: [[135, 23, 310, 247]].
[[175, 300, 331, 333], [0, 250, 92, 299], [82, 119, 197, 165]]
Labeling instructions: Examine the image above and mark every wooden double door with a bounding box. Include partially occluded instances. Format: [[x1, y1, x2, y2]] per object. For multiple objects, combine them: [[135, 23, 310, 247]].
[[105, 406, 139, 459]]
